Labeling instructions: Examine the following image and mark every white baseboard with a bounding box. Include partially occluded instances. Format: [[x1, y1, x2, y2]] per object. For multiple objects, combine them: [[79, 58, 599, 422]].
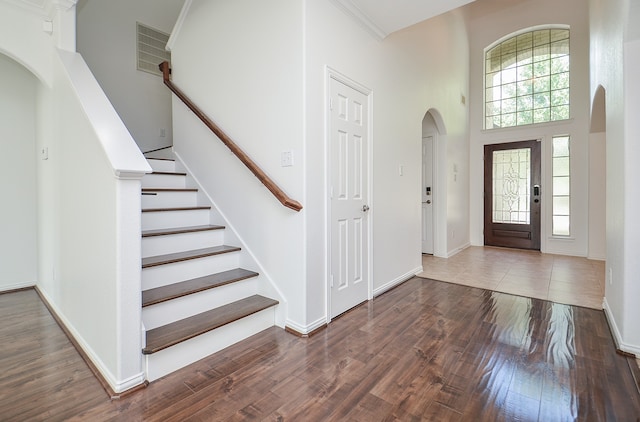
[[446, 242, 471, 258], [36, 286, 145, 393], [603, 297, 640, 356], [373, 266, 423, 297], [285, 316, 327, 336], [0, 281, 35, 292]]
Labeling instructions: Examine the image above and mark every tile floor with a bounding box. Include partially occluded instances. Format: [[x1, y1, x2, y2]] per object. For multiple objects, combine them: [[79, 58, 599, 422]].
[[419, 246, 605, 309]]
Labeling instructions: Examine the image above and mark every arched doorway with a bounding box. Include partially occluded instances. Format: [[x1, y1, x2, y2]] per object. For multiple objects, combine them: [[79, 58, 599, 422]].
[[0, 53, 38, 291], [421, 109, 446, 257]]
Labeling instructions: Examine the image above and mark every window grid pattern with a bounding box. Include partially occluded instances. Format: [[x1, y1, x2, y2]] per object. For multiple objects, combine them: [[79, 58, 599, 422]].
[[492, 148, 531, 224], [485, 28, 570, 129], [552, 136, 570, 236]]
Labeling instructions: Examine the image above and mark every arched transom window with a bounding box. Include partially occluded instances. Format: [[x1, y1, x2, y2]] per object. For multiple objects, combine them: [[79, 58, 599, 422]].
[[485, 27, 570, 129]]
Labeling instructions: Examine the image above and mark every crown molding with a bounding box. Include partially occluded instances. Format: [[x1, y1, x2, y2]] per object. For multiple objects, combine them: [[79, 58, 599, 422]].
[[328, 0, 387, 41]]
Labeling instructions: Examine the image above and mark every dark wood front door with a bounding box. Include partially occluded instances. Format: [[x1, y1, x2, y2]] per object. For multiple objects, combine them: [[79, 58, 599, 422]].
[[484, 140, 541, 250]]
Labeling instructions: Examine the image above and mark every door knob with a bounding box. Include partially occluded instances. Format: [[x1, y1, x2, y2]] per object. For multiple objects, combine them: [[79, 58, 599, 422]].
[[362, 205, 370, 212]]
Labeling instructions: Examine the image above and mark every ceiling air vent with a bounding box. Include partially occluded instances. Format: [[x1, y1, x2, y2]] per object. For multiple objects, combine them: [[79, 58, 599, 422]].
[[136, 22, 171, 76]]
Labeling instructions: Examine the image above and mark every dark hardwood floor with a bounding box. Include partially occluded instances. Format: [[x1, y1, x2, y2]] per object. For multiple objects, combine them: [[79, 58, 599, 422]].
[[2, 278, 639, 421]]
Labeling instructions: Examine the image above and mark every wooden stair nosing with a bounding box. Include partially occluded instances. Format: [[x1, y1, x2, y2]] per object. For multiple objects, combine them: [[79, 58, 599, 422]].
[[142, 245, 241, 269], [150, 171, 187, 176], [142, 206, 211, 213], [146, 158, 175, 162], [142, 225, 225, 238], [143, 295, 279, 354], [142, 188, 198, 192], [142, 268, 259, 307]]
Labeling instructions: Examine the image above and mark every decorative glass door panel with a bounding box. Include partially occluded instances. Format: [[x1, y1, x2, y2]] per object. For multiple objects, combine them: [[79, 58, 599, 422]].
[[484, 141, 541, 250], [492, 148, 531, 224]]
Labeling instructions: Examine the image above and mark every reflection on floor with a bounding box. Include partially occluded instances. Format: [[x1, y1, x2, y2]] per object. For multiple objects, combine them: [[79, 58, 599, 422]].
[[419, 246, 604, 309]]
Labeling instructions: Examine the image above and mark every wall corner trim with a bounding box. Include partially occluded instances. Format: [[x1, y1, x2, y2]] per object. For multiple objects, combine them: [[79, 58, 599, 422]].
[[34, 286, 146, 395], [603, 297, 640, 356], [165, 0, 192, 52], [373, 266, 423, 297]]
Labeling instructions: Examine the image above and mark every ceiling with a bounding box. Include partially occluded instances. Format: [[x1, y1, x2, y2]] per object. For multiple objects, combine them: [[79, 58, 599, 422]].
[[331, 0, 478, 39]]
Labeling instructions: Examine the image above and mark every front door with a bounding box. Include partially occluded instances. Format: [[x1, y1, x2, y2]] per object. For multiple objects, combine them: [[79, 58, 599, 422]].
[[422, 136, 434, 254], [329, 76, 370, 319], [484, 140, 541, 250]]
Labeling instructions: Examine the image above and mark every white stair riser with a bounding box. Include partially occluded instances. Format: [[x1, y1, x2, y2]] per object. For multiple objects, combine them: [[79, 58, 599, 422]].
[[146, 159, 176, 172], [144, 308, 275, 382], [142, 173, 186, 189], [142, 253, 240, 290], [141, 191, 198, 209], [142, 230, 225, 258], [142, 209, 210, 231], [142, 277, 259, 329]]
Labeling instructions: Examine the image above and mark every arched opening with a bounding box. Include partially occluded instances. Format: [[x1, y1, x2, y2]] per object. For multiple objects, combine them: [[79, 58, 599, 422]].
[[0, 53, 39, 291], [588, 85, 607, 260], [421, 109, 446, 257]]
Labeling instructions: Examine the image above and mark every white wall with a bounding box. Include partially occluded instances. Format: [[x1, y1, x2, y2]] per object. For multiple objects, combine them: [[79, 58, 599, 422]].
[[588, 132, 606, 260], [621, 39, 640, 353], [168, 0, 307, 328], [76, 0, 184, 153], [168, 0, 470, 331], [0, 54, 38, 291], [0, 0, 150, 392], [304, 0, 470, 327], [35, 49, 149, 392], [590, 0, 640, 355], [466, 0, 591, 257]]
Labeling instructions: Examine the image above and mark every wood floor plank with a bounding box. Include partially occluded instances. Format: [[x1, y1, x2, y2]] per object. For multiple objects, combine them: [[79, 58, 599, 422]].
[[141, 224, 224, 238], [142, 268, 258, 307], [3, 278, 640, 421], [141, 245, 240, 269]]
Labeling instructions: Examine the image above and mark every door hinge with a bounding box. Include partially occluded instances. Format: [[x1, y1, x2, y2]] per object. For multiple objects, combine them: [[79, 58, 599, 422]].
[[330, 274, 334, 288], [329, 98, 333, 111]]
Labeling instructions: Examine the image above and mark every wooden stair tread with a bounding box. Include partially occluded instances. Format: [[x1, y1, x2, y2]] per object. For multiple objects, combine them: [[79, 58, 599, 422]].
[[150, 171, 186, 176], [142, 245, 240, 268], [142, 268, 259, 307], [142, 188, 198, 192], [142, 206, 211, 213], [143, 295, 278, 354], [146, 158, 175, 161], [142, 225, 224, 238]]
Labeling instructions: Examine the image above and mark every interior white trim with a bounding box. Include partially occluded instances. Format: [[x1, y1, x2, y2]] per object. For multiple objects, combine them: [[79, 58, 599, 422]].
[[0, 281, 35, 292], [36, 286, 146, 393], [173, 150, 288, 328], [446, 242, 471, 258], [328, 0, 386, 40], [165, 0, 192, 53], [603, 298, 640, 356], [324, 66, 374, 322], [285, 316, 326, 336], [373, 267, 423, 297]]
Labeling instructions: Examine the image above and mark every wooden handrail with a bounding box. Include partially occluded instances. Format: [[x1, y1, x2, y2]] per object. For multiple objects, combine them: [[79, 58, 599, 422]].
[[159, 62, 302, 212]]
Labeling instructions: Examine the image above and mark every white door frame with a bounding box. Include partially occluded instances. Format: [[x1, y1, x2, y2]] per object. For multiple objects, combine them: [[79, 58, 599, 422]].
[[325, 66, 373, 323], [422, 135, 435, 254]]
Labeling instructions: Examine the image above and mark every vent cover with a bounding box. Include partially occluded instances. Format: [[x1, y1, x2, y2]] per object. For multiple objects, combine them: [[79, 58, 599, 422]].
[[137, 22, 171, 76]]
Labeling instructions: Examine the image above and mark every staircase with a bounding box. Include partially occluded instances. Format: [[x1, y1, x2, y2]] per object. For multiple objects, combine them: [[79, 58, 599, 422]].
[[140, 154, 279, 381]]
